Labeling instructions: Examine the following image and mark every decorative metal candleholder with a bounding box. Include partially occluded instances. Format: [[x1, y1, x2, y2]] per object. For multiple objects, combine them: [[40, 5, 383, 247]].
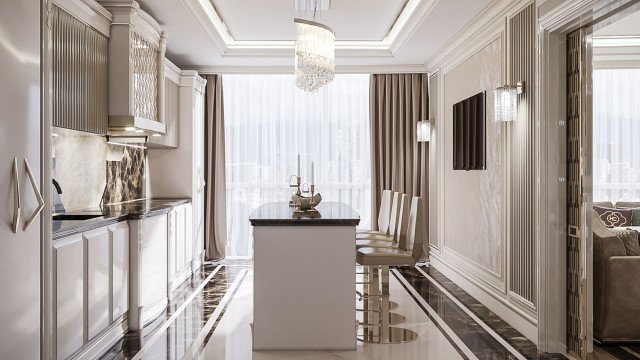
[[307, 184, 318, 213], [289, 175, 302, 197]]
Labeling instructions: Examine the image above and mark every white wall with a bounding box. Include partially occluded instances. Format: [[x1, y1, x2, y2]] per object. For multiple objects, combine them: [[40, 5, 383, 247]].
[[443, 38, 504, 276], [428, 0, 539, 342]]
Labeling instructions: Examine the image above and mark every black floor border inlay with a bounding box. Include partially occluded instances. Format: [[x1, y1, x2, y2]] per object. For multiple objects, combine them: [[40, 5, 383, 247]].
[[412, 265, 567, 360], [395, 266, 521, 360], [194, 268, 249, 357], [391, 269, 471, 360], [100, 264, 233, 360]]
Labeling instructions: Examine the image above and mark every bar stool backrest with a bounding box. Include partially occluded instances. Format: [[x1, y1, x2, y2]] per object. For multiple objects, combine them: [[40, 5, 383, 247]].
[[405, 196, 425, 259], [387, 192, 402, 240], [394, 194, 411, 249], [377, 190, 393, 235]]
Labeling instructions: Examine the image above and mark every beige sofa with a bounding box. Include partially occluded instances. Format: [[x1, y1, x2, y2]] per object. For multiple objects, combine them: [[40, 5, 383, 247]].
[[592, 212, 640, 342]]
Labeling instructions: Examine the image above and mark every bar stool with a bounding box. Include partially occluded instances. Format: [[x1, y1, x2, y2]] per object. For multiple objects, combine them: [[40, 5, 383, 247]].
[[356, 194, 409, 250], [355, 193, 407, 315], [356, 190, 393, 236], [356, 192, 401, 242], [356, 196, 424, 344]]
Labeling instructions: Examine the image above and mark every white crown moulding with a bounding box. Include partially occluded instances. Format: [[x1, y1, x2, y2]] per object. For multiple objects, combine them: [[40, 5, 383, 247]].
[[179, 0, 442, 59]]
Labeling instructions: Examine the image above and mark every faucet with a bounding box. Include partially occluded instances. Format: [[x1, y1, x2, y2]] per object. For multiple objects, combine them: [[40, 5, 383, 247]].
[[52, 179, 62, 194], [52, 179, 65, 213]]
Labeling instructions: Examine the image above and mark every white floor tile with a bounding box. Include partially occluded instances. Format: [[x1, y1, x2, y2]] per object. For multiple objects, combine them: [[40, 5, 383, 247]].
[[196, 271, 463, 360]]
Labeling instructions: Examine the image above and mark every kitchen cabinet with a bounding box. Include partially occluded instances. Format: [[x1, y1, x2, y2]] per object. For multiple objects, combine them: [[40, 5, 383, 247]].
[[51, 2, 110, 134], [53, 221, 129, 360], [168, 203, 194, 296], [99, 0, 167, 135], [85, 227, 110, 340], [54, 235, 84, 360], [148, 60, 181, 148], [129, 214, 168, 330], [148, 72, 206, 274], [110, 222, 129, 322], [0, 2, 44, 359]]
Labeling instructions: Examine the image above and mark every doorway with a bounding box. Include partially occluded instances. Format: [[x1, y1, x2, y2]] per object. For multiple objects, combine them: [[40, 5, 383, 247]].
[[537, 1, 640, 358], [563, 5, 640, 359]]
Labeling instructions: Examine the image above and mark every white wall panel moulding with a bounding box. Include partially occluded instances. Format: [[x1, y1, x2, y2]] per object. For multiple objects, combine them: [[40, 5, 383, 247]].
[[430, 254, 538, 342], [424, 0, 533, 71]]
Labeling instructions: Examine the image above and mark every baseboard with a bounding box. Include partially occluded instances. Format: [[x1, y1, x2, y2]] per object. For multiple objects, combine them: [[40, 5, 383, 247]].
[[191, 251, 204, 272], [430, 254, 538, 343], [73, 316, 128, 360], [169, 265, 193, 295]]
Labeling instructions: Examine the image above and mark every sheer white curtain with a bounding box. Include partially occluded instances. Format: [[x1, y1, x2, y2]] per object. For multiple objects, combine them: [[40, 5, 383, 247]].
[[223, 74, 371, 257], [593, 68, 640, 202]]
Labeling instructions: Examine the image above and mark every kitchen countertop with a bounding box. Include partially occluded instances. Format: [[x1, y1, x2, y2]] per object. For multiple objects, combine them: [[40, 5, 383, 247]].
[[249, 202, 360, 226], [53, 198, 191, 240]]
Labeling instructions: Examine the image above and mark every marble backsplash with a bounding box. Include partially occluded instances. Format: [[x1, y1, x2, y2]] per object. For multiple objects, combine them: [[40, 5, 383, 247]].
[[52, 127, 147, 210], [102, 146, 146, 205]]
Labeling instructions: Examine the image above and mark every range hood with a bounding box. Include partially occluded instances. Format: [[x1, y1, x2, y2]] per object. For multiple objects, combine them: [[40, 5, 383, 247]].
[[100, 0, 167, 138]]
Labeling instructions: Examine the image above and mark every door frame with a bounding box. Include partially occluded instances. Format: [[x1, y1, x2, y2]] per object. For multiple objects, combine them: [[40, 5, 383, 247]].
[[536, 0, 640, 355], [41, 0, 53, 359]]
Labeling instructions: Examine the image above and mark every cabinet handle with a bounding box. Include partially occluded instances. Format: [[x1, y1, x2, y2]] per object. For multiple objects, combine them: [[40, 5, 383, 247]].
[[23, 159, 45, 231], [11, 157, 21, 233]]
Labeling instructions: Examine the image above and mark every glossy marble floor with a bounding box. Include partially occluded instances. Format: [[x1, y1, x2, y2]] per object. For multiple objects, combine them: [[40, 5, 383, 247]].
[[102, 262, 566, 360]]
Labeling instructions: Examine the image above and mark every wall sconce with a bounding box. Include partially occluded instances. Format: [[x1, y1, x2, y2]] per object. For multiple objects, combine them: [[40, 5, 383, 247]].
[[494, 81, 525, 122], [417, 119, 431, 142]]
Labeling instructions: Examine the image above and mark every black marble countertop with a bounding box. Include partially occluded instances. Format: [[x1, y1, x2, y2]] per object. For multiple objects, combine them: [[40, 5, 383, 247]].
[[249, 202, 360, 226], [53, 198, 191, 240]]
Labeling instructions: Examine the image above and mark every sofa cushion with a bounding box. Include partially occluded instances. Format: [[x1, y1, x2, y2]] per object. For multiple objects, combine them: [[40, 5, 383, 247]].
[[611, 229, 640, 256], [622, 208, 640, 226], [594, 201, 614, 209], [594, 206, 633, 228], [615, 201, 640, 209]]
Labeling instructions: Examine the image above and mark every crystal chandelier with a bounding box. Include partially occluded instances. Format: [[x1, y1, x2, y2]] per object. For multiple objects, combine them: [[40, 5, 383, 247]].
[[294, 18, 335, 92]]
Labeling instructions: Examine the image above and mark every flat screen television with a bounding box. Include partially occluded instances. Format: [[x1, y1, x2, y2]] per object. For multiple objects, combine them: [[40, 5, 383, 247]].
[[453, 91, 486, 171]]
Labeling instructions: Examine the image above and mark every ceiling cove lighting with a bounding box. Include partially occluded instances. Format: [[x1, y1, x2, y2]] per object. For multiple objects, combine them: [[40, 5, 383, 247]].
[[294, 1, 335, 92], [417, 119, 431, 142], [494, 81, 524, 122]]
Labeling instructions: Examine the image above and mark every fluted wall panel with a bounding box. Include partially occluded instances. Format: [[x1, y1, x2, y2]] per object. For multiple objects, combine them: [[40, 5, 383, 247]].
[[508, 3, 537, 307]]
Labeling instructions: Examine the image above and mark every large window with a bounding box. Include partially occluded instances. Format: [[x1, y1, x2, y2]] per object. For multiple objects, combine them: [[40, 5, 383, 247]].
[[593, 69, 640, 202], [223, 74, 371, 257]]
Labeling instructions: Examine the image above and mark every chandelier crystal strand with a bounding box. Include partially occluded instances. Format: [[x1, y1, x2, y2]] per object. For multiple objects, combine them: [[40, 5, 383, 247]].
[[294, 18, 335, 92]]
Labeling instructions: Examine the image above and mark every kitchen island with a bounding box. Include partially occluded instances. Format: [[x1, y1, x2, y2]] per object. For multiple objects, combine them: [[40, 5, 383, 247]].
[[249, 202, 360, 351]]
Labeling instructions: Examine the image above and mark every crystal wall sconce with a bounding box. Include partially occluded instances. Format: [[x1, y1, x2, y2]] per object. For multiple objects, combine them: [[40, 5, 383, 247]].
[[417, 119, 431, 142], [494, 81, 525, 122]]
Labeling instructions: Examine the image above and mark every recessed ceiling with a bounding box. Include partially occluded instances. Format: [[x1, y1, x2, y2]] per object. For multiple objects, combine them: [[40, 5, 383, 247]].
[[137, 0, 493, 70], [212, 0, 408, 41]]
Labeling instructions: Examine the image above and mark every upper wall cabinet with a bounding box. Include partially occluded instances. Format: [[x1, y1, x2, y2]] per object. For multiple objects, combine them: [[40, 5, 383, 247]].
[[148, 59, 180, 148], [98, 0, 167, 136], [51, 0, 111, 134]]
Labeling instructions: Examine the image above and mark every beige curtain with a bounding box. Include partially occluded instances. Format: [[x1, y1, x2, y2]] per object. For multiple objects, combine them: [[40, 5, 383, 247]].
[[370, 74, 429, 256], [204, 74, 227, 260]]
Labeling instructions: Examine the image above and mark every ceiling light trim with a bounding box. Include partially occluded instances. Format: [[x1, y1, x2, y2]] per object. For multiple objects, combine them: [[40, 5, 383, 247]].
[[181, 0, 440, 58], [181, 64, 428, 74], [386, 0, 441, 54]]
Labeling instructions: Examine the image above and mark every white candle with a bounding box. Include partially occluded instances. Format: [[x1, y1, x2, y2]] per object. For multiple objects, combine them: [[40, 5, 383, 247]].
[[311, 161, 314, 185], [297, 154, 300, 177]]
